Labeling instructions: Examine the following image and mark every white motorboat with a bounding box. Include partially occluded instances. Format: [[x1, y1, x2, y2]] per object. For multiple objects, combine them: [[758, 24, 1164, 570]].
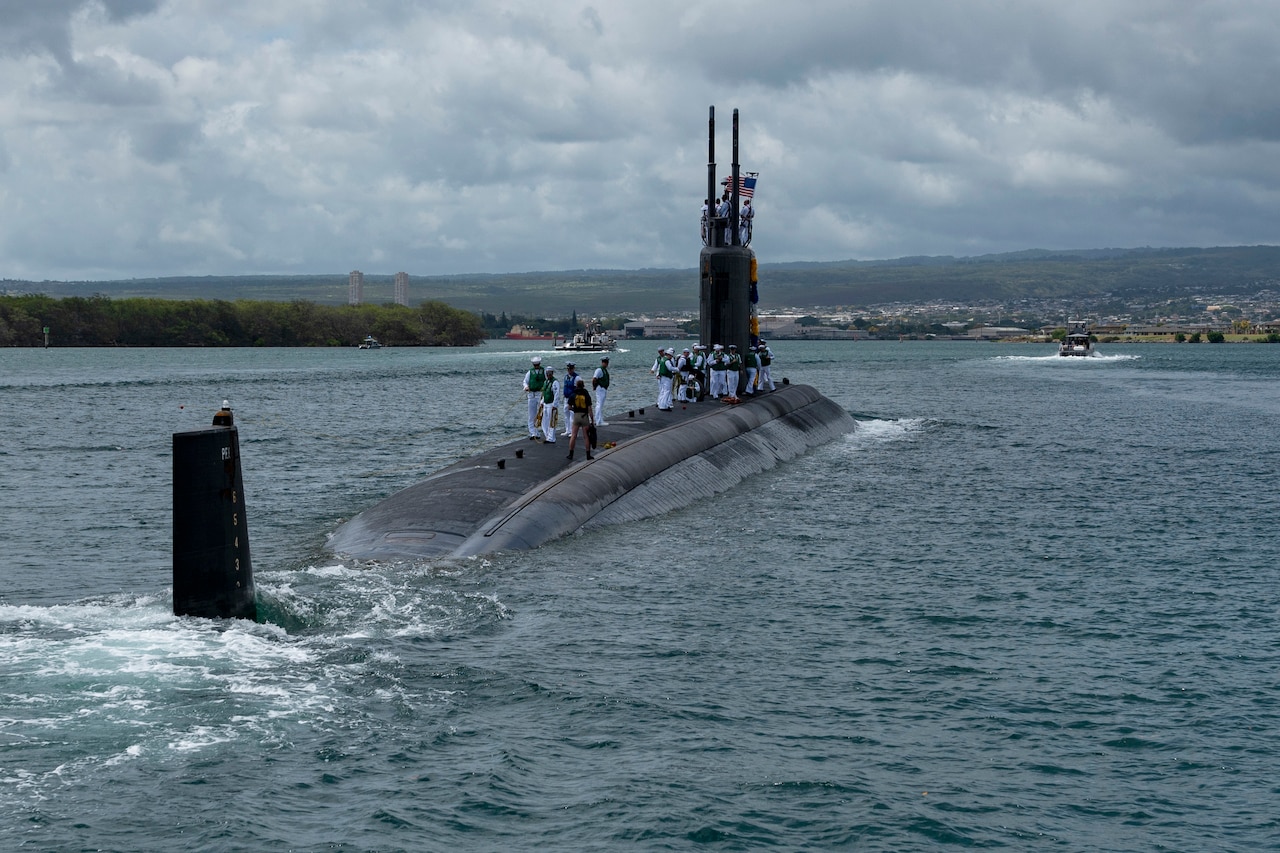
[[1058, 325, 1094, 356]]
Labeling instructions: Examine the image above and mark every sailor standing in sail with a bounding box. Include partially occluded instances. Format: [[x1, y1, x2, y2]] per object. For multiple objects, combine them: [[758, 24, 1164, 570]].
[[592, 356, 611, 426], [522, 356, 547, 439], [739, 198, 753, 244]]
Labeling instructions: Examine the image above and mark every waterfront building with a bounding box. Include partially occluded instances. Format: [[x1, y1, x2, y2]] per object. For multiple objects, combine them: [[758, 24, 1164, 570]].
[[348, 270, 364, 306], [394, 272, 409, 306]]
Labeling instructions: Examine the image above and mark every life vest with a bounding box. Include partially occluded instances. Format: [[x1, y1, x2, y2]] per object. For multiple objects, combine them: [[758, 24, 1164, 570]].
[[527, 369, 547, 392], [594, 367, 610, 389]]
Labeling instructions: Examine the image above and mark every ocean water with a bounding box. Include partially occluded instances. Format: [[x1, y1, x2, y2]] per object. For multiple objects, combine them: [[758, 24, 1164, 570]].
[[2, 340, 1279, 851]]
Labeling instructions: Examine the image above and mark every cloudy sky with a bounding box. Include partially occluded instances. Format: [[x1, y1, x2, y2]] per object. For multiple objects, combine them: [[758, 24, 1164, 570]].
[[3, 0, 1280, 281]]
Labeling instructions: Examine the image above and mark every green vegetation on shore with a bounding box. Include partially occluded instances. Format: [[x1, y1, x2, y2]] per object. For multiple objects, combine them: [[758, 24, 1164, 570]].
[[8, 245, 1280, 316], [0, 295, 485, 347]]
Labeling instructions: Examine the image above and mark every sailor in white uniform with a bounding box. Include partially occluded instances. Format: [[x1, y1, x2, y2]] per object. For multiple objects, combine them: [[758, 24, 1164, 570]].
[[715, 195, 731, 243], [592, 356, 611, 425], [522, 356, 547, 438], [656, 348, 675, 410]]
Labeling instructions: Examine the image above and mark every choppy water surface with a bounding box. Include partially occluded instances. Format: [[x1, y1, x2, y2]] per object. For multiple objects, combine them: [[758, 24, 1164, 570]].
[[3, 340, 1279, 851]]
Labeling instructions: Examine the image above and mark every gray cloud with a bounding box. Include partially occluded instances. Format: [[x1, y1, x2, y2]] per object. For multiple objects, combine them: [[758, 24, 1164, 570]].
[[1, 0, 1279, 282]]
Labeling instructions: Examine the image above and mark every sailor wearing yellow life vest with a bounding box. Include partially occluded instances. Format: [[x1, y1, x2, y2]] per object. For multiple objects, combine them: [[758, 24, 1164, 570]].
[[742, 346, 760, 395], [565, 378, 595, 461]]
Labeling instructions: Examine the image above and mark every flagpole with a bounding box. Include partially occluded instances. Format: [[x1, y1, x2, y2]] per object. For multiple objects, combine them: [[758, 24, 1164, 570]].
[[731, 109, 741, 246], [707, 106, 716, 244]]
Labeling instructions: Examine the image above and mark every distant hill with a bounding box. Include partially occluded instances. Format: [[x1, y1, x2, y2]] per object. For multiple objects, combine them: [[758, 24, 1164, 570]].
[[7, 245, 1280, 315]]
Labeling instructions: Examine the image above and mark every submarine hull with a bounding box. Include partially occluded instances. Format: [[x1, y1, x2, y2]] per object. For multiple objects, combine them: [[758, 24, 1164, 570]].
[[327, 383, 854, 561]]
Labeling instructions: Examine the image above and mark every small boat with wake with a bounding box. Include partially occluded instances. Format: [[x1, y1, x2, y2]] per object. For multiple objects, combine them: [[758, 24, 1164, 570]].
[[555, 320, 616, 352], [358, 335, 383, 349], [1059, 324, 1094, 357]]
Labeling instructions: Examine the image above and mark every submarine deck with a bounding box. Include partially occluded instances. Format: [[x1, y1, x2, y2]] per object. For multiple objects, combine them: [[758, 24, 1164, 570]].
[[326, 383, 855, 561]]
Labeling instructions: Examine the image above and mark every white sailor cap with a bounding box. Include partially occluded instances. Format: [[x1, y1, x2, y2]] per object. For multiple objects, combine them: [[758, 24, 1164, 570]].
[[531, 356, 542, 364]]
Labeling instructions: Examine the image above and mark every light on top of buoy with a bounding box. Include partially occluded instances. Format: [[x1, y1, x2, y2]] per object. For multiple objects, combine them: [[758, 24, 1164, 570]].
[[213, 399, 234, 427]]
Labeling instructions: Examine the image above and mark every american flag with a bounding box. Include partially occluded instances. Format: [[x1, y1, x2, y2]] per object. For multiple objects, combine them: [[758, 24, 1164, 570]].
[[720, 172, 758, 199]]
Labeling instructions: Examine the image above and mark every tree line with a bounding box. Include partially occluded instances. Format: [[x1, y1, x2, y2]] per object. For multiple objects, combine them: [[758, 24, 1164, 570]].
[[0, 295, 486, 347], [11, 245, 1280, 317]]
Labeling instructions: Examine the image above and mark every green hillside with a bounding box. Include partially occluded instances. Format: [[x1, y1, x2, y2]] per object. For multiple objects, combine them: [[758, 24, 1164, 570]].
[[7, 245, 1280, 315]]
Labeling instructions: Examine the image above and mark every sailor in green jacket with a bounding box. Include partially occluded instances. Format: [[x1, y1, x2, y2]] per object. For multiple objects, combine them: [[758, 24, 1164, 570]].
[[743, 346, 760, 395], [522, 356, 547, 439], [707, 344, 728, 398], [540, 367, 562, 443], [758, 340, 776, 391], [725, 344, 743, 398]]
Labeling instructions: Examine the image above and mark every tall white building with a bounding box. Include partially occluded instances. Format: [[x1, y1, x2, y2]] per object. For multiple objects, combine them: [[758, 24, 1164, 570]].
[[348, 270, 364, 305], [394, 271, 409, 306]]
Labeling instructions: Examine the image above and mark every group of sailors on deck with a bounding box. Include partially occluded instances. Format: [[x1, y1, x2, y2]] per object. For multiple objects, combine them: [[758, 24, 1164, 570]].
[[521, 341, 776, 456], [522, 355, 611, 455], [650, 341, 775, 410]]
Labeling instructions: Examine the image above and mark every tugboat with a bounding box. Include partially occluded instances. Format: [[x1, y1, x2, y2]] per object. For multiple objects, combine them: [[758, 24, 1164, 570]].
[[357, 335, 383, 349], [554, 320, 616, 352], [1058, 323, 1094, 357]]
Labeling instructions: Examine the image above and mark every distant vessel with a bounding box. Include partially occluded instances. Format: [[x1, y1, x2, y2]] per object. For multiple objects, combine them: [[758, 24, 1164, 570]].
[[1059, 324, 1094, 357], [358, 335, 383, 349], [505, 325, 555, 341], [555, 321, 616, 351]]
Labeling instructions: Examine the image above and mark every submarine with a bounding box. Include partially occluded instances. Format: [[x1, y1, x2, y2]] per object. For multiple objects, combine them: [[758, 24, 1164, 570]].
[[326, 107, 857, 562]]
